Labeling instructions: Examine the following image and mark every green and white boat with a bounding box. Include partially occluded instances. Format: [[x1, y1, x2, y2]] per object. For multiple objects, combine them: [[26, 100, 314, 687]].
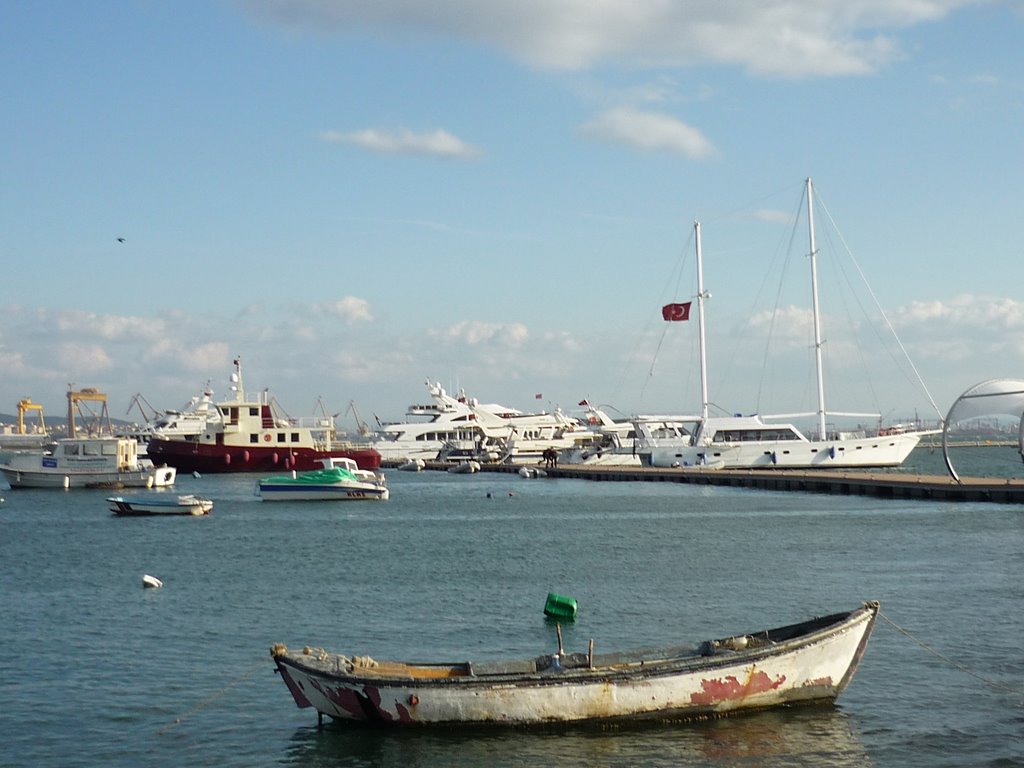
[[258, 458, 389, 501]]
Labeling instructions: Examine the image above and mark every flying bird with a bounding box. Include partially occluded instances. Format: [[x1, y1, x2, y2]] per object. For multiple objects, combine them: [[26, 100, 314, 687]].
[[117, 237, 126, 243]]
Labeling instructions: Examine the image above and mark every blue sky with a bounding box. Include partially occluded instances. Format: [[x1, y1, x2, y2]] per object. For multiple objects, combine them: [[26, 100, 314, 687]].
[[2, 0, 1022, 430]]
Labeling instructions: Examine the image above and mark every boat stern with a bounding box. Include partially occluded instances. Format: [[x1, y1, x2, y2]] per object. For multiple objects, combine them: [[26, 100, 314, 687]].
[[147, 465, 177, 488]]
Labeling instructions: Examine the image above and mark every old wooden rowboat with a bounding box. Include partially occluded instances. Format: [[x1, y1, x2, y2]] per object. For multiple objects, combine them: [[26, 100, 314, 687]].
[[270, 600, 879, 726]]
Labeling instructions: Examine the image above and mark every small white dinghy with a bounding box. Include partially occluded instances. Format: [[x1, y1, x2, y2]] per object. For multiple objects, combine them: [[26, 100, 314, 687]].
[[109, 494, 213, 516], [447, 460, 481, 474], [142, 574, 163, 589], [397, 458, 426, 472]]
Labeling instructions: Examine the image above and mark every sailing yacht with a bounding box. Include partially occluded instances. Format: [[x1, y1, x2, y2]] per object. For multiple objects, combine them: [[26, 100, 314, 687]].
[[645, 179, 939, 470]]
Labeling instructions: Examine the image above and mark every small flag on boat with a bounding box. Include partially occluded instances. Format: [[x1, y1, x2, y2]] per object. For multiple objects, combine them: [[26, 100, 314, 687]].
[[578, 399, 589, 406], [662, 302, 692, 321]]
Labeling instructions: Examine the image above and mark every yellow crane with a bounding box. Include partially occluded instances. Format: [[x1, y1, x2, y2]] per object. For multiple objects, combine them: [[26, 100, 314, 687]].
[[16, 398, 47, 435], [66, 385, 111, 438]]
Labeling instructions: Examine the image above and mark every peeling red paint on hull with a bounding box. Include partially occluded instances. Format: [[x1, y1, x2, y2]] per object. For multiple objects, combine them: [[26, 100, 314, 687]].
[[271, 602, 879, 726], [690, 670, 786, 707]]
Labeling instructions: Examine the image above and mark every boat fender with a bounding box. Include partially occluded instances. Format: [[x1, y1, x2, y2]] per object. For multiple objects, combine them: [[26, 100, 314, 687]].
[[408, 694, 419, 706], [272, 452, 279, 464], [829, 446, 836, 459], [770, 451, 777, 465], [224, 453, 231, 465], [243, 450, 250, 463]]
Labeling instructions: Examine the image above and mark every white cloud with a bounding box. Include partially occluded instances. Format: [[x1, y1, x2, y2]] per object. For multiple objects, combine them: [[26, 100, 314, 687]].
[[55, 343, 114, 375], [313, 296, 375, 324], [51, 309, 165, 341], [321, 128, 482, 159], [753, 208, 795, 224], [427, 320, 530, 346], [579, 107, 715, 158], [244, 0, 973, 77], [0, 348, 27, 375]]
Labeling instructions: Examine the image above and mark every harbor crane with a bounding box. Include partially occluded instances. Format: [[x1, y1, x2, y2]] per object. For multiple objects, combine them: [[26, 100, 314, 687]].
[[126, 392, 161, 425], [16, 398, 47, 435], [67, 385, 112, 438]]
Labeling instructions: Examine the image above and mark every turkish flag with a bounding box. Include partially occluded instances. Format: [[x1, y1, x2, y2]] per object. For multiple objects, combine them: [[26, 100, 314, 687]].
[[661, 302, 692, 321]]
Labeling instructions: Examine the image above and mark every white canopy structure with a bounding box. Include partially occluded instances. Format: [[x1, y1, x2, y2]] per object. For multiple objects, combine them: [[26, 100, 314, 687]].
[[942, 378, 1024, 483]]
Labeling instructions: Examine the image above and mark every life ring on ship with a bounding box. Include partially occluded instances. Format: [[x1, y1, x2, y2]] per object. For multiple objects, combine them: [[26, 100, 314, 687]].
[[263, 434, 272, 442]]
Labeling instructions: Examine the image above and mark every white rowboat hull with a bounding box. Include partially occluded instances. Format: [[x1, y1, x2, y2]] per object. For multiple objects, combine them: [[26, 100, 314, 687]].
[[108, 494, 212, 516], [272, 602, 878, 726]]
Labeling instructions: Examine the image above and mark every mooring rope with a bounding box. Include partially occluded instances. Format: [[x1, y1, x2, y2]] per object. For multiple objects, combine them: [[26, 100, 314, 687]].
[[158, 657, 267, 735], [879, 610, 1022, 695]]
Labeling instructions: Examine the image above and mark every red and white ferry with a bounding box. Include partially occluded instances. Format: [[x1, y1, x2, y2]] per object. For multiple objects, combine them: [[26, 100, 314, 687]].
[[146, 359, 380, 473]]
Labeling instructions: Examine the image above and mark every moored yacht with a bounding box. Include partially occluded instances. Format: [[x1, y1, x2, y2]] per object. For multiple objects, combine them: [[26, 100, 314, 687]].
[[146, 359, 381, 473], [372, 381, 595, 463], [438, 403, 600, 465], [644, 181, 940, 470], [560, 407, 688, 467], [0, 435, 177, 489], [370, 381, 494, 462]]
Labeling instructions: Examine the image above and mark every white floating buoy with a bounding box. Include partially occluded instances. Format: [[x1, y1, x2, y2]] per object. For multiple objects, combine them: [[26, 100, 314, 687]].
[[192, 471, 201, 479], [143, 574, 163, 589]]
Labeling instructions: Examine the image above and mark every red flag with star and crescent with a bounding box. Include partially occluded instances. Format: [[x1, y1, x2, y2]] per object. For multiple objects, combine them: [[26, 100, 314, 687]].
[[662, 302, 692, 321]]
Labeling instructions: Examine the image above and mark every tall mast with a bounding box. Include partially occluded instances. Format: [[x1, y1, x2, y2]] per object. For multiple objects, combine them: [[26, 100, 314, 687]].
[[806, 177, 827, 439], [695, 221, 710, 421], [231, 357, 245, 402]]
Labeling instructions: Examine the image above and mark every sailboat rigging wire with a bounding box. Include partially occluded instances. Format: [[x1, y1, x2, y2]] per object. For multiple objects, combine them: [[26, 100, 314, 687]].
[[816, 197, 944, 421], [754, 188, 805, 414], [879, 610, 1022, 695], [633, 226, 697, 403]]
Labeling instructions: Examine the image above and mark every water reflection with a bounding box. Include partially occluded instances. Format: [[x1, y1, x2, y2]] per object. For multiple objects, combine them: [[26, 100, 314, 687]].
[[280, 706, 871, 767]]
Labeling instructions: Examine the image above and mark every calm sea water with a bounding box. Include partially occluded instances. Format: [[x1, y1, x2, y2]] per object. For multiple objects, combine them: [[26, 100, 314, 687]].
[[1, 446, 1021, 767]]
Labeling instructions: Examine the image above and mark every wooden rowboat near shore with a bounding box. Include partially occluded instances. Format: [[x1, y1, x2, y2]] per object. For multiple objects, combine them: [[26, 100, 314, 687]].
[[270, 601, 879, 726]]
